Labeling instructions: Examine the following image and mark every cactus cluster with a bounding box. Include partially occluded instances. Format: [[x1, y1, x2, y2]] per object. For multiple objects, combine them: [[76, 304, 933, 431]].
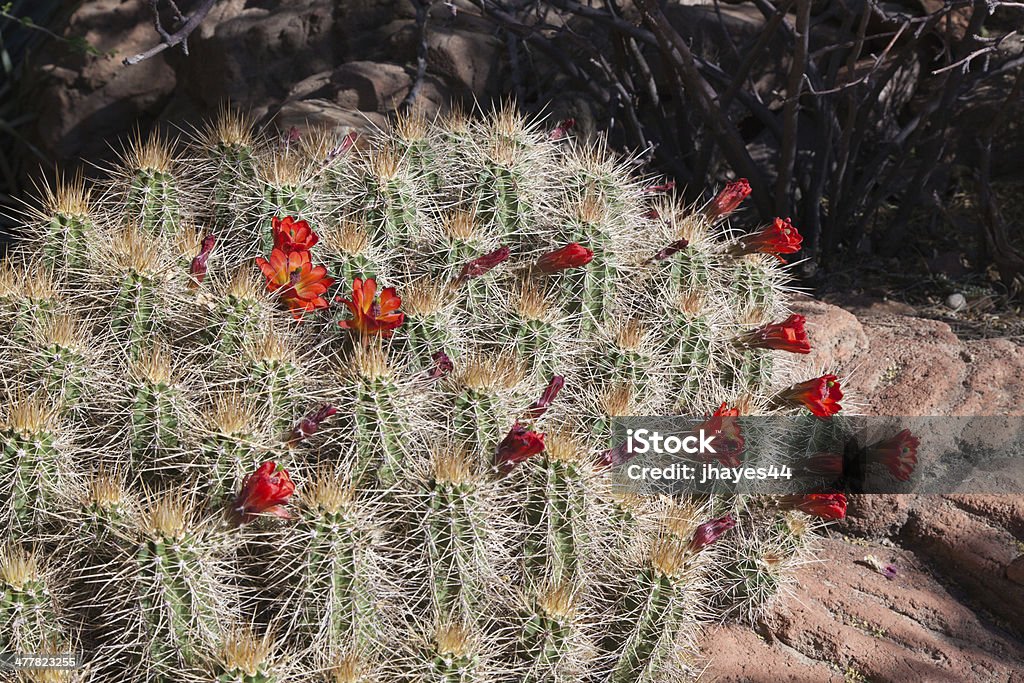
[[0, 107, 845, 682]]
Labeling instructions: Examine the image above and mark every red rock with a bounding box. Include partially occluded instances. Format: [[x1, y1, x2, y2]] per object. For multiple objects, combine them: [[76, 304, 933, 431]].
[[1008, 556, 1024, 586], [700, 536, 1024, 681], [794, 299, 1024, 417]]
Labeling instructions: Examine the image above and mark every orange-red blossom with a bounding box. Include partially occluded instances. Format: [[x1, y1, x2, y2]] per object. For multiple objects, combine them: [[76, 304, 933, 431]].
[[234, 461, 295, 522], [256, 248, 334, 318], [337, 277, 405, 337]]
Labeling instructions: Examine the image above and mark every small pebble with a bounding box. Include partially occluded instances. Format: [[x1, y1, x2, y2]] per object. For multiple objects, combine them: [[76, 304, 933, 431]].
[[946, 293, 966, 311]]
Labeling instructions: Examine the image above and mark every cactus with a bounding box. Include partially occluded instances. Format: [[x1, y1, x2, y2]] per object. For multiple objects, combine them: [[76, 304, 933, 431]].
[[0, 545, 67, 656], [0, 108, 849, 682], [66, 490, 236, 681]]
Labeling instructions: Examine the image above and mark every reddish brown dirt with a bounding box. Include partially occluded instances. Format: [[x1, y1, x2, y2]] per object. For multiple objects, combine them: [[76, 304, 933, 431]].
[[700, 535, 1024, 682], [699, 300, 1024, 682]]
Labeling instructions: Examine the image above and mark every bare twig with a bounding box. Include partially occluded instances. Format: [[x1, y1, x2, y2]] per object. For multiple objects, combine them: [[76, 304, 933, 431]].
[[167, 1, 186, 24], [716, 0, 795, 112], [692, 55, 783, 140], [878, 0, 991, 255], [977, 62, 1024, 294], [822, 1, 872, 255], [400, 0, 431, 112], [593, 51, 651, 159], [506, 29, 524, 103], [633, 0, 772, 218], [546, 0, 655, 44], [123, 0, 218, 66], [149, 0, 173, 43], [931, 30, 1019, 74], [774, 0, 810, 215]]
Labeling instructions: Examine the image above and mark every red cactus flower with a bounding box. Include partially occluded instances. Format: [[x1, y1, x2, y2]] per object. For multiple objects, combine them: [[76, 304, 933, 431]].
[[548, 118, 576, 141], [705, 178, 751, 221], [732, 217, 803, 261], [710, 403, 741, 420], [688, 514, 736, 552], [804, 452, 844, 477], [428, 350, 454, 380], [326, 131, 358, 162], [338, 277, 405, 337], [524, 376, 565, 420], [782, 493, 847, 520], [695, 403, 744, 467], [495, 423, 545, 474], [282, 126, 301, 146], [599, 440, 632, 468], [255, 248, 335, 318], [536, 243, 594, 273], [777, 374, 843, 418], [234, 461, 295, 521], [648, 239, 689, 263], [737, 314, 811, 354], [287, 404, 337, 447], [867, 429, 920, 482], [456, 246, 511, 284], [189, 234, 216, 286], [272, 216, 319, 253]]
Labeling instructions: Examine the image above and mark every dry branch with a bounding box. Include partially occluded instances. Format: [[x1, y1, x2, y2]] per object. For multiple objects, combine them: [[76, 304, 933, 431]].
[[123, 0, 217, 66]]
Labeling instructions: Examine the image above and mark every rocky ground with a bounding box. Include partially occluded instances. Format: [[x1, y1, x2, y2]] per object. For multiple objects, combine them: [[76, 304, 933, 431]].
[[697, 300, 1024, 682], [699, 531, 1024, 682], [9, 2, 1024, 680]]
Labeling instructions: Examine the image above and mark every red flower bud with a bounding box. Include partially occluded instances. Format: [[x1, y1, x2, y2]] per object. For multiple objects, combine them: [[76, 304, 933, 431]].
[[737, 314, 811, 354], [548, 118, 576, 141], [494, 423, 545, 474], [282, 126, 301, 146], [599, 441, 632, 468], [536, 243, 594, 273], [456, 246, 511, 284], [777, 374, 842, 418], [234, 461, 295, 521], [428, 350, 454, 380], [287, 404, 337, 447], [804, 452, 844, 477], [524, 375, 565, 420], [705, 178, 751, 221], [327, 131, 358, 162], [781, 493, 847, 520], [189, 234, 216, 286], [867, 429, 920, 482], [643, 180, 676, 194], [694, 403, 744, 467], [648, 239, 689, 263], [732, 217, 803, 261], [687, 514, 736, 552]]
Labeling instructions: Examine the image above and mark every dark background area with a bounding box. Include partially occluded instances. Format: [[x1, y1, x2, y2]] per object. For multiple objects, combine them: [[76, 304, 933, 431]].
[[2, 0, 1023, 334]]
